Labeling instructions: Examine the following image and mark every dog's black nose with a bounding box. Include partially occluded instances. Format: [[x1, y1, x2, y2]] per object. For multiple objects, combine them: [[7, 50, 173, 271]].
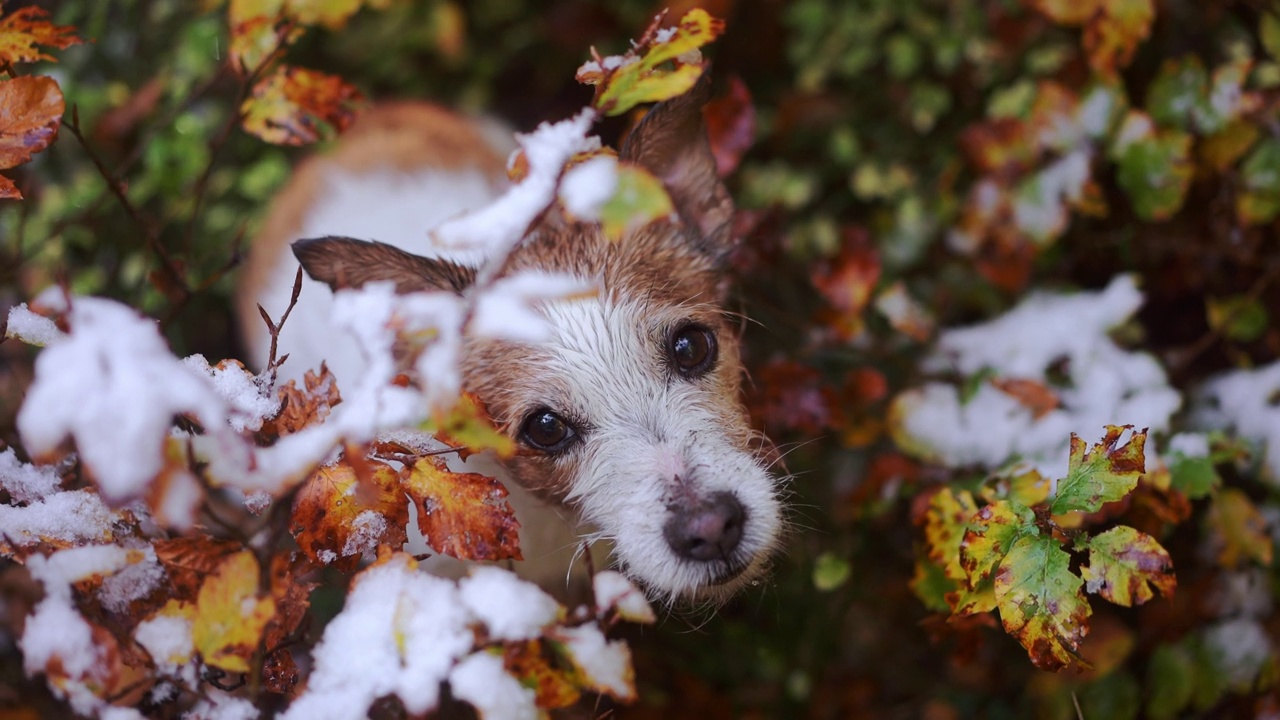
[[664, 492, 745, 562]]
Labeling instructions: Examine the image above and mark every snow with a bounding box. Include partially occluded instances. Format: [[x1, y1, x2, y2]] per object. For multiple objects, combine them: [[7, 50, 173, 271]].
[[1204, 617, 1275, 690], [1167, 432, 1210, 458], [341, 510, 387, 560], [183, 356, 281, 433], [653, 26, 678, 43], [593, 570, 655, 623], [135, 612, 195, 671], [1194, 360, 1280, 482], [97, 544, 163, 613], [894, 275, 1182, 477], [560, 154, 619, 221], [5, 303, 64, 346], [552, 623, 635, 701], [448, 651, 538, 720], [433, 108, 598, 263], [16, 296, 228, 504], [0, 489, 118, 550], [459, 566, 561, 641], [281, 555, 475, 719], [0, 447, 62, 503], [1013, 149, 1091, 244], [470, 271, 596, 343], [184, 691, 260, 720]]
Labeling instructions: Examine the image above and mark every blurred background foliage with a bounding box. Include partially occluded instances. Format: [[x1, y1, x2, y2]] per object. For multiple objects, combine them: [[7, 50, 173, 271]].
[[3, 0, 1280, 718]]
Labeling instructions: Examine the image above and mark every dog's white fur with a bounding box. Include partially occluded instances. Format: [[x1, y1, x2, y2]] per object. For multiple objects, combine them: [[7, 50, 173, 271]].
[[240, 91, 783, 603]]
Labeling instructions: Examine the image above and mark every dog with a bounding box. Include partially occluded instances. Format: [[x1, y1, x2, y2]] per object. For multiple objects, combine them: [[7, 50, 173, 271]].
[[238, 81, 784, 604]]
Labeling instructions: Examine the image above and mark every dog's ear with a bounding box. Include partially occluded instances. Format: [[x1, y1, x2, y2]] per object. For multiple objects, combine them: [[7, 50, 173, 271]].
[[620, 72, 734, 264], [292, 236, 475, 294]]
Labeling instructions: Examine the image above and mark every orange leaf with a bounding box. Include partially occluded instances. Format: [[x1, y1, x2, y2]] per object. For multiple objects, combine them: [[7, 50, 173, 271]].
[[811, 229, 881, 341], [990, 377, 1060, 420], [241, 65, 364, 146], [504, 640, 582, 709], [153, 535, 245, 602], [289, 458, 408, 572], [0, 6, 83, 65], [401, 456, 522, 561], [0, 75, 65, 200]]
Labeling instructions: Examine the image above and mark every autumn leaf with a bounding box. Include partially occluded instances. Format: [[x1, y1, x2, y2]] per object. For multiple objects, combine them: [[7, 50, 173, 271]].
[[504, 640, 582, 709], [1049, 425, 1147, 515], [153, 535, 245, 602], [401, 456, 522, 561], [959, 500, 1037, 591], [0, 76, 66, 200], [994, 534, 1091, 671], [598, 162, 674, 240], [1025, 0, 1100, 27], [978, 466, 1051, 507], [918, 487, 978, 582], [261, 363, 342, 440], [289, 458, 408, 572], [811, 230, 881, 340], [192, 550, 277, 673], [1078, 525, 1175, 607], [1204, 488, 1274, 568], [580, 9, 725, 117], [1082, 0, 1155, 77], [1112, 113, 1192, 221], [424, 392, 516, 460], [1237, 138, 1280, 225], [241, 65, 364, 146], [702, 75, 755, 176], [0, 5, 83, 65], [990, 377, 1060, 420]]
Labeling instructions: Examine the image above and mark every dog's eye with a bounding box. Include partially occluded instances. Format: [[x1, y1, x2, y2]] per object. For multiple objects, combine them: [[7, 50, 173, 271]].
[[669, 323, 718, 378], [520, 409, 577, 452]]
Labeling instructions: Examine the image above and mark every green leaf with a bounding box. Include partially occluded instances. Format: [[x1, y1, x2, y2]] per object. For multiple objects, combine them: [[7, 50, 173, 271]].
[[1079, 525, 1176, 607], [1145, 56, 1207, 130], [994, 534, 1091, 671], [1116, 129, 1192, 220], [589, 9, 724, 116], [1146, 643, 1196, 720], [1263, 12, 1280, 61], [1206, 295, 1269, 343], [1168, 453, 1220, 499], [812, 552, 851, 592], [959, 499, 1036, 589], [911, 557, 958, 613], [1237, 138, 1280, 224], [1050, 425, 1147, 515], [599, 163, 674, 240]]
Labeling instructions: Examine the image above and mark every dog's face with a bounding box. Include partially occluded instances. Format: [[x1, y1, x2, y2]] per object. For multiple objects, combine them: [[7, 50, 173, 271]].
[[294, 82, 784, 602]]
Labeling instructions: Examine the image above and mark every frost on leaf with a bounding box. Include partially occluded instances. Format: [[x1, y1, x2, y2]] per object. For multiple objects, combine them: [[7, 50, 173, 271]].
[[260, 363, 341, 440], [550, 624, 637, 701], [241, 65, 364, 146], [0, 5, 82, 64], [593, 570, 656, 624], [1079, 525, 1175, 607], [289, 458, 408, 571], [994, 534, 1091, 671], [578, 9, 724, 117], [1049, 425, 1146, 515], [401, 456, 522, 561], [191, 551, 277, 673], [0, 75, 66, 199]]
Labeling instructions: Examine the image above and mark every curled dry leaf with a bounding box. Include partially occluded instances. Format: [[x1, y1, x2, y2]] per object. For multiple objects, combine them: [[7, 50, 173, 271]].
[[401, 456, 522, 562], [261, 363, 342, 440], [0, 75, 66, 200], [289, 458, 408, 572], [241, 65, 364, 146], [0, 5, 83, 65]]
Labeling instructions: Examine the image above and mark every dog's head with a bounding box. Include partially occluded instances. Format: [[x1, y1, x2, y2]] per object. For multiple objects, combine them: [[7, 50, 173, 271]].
[[293, 84, 784, 603]]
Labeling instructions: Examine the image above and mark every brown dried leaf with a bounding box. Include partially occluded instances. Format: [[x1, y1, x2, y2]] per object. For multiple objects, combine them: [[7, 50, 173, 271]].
[[0, 76, 65, 200], [261, 363, 341, 439], [289, 458, 408, 572], [153, 536, 245, 603], [990, 377, 1061, 420], [401, 456, 522, 561]]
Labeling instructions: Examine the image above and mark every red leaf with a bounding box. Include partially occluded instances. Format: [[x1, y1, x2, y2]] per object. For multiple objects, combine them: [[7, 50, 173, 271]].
[[702, 75, 755, 176]]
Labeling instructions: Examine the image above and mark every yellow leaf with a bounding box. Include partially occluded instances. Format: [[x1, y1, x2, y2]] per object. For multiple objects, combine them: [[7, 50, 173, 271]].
[[919, 488, 978, 582], [241, 65, 364, 146], [0, 5, 83, 65], [599, 163, 675, 240], [401, 457, 522, 561], [192, 551, 277, 673], [1205, 488, 1274, 568]]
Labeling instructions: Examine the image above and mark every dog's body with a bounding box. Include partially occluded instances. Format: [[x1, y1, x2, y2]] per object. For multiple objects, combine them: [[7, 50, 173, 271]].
[[238, 85, 784, 603]]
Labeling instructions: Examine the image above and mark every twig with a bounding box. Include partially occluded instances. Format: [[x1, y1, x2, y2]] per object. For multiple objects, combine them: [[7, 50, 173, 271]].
[[259, 266, 305, 371], [62, 106, 190, 299]]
